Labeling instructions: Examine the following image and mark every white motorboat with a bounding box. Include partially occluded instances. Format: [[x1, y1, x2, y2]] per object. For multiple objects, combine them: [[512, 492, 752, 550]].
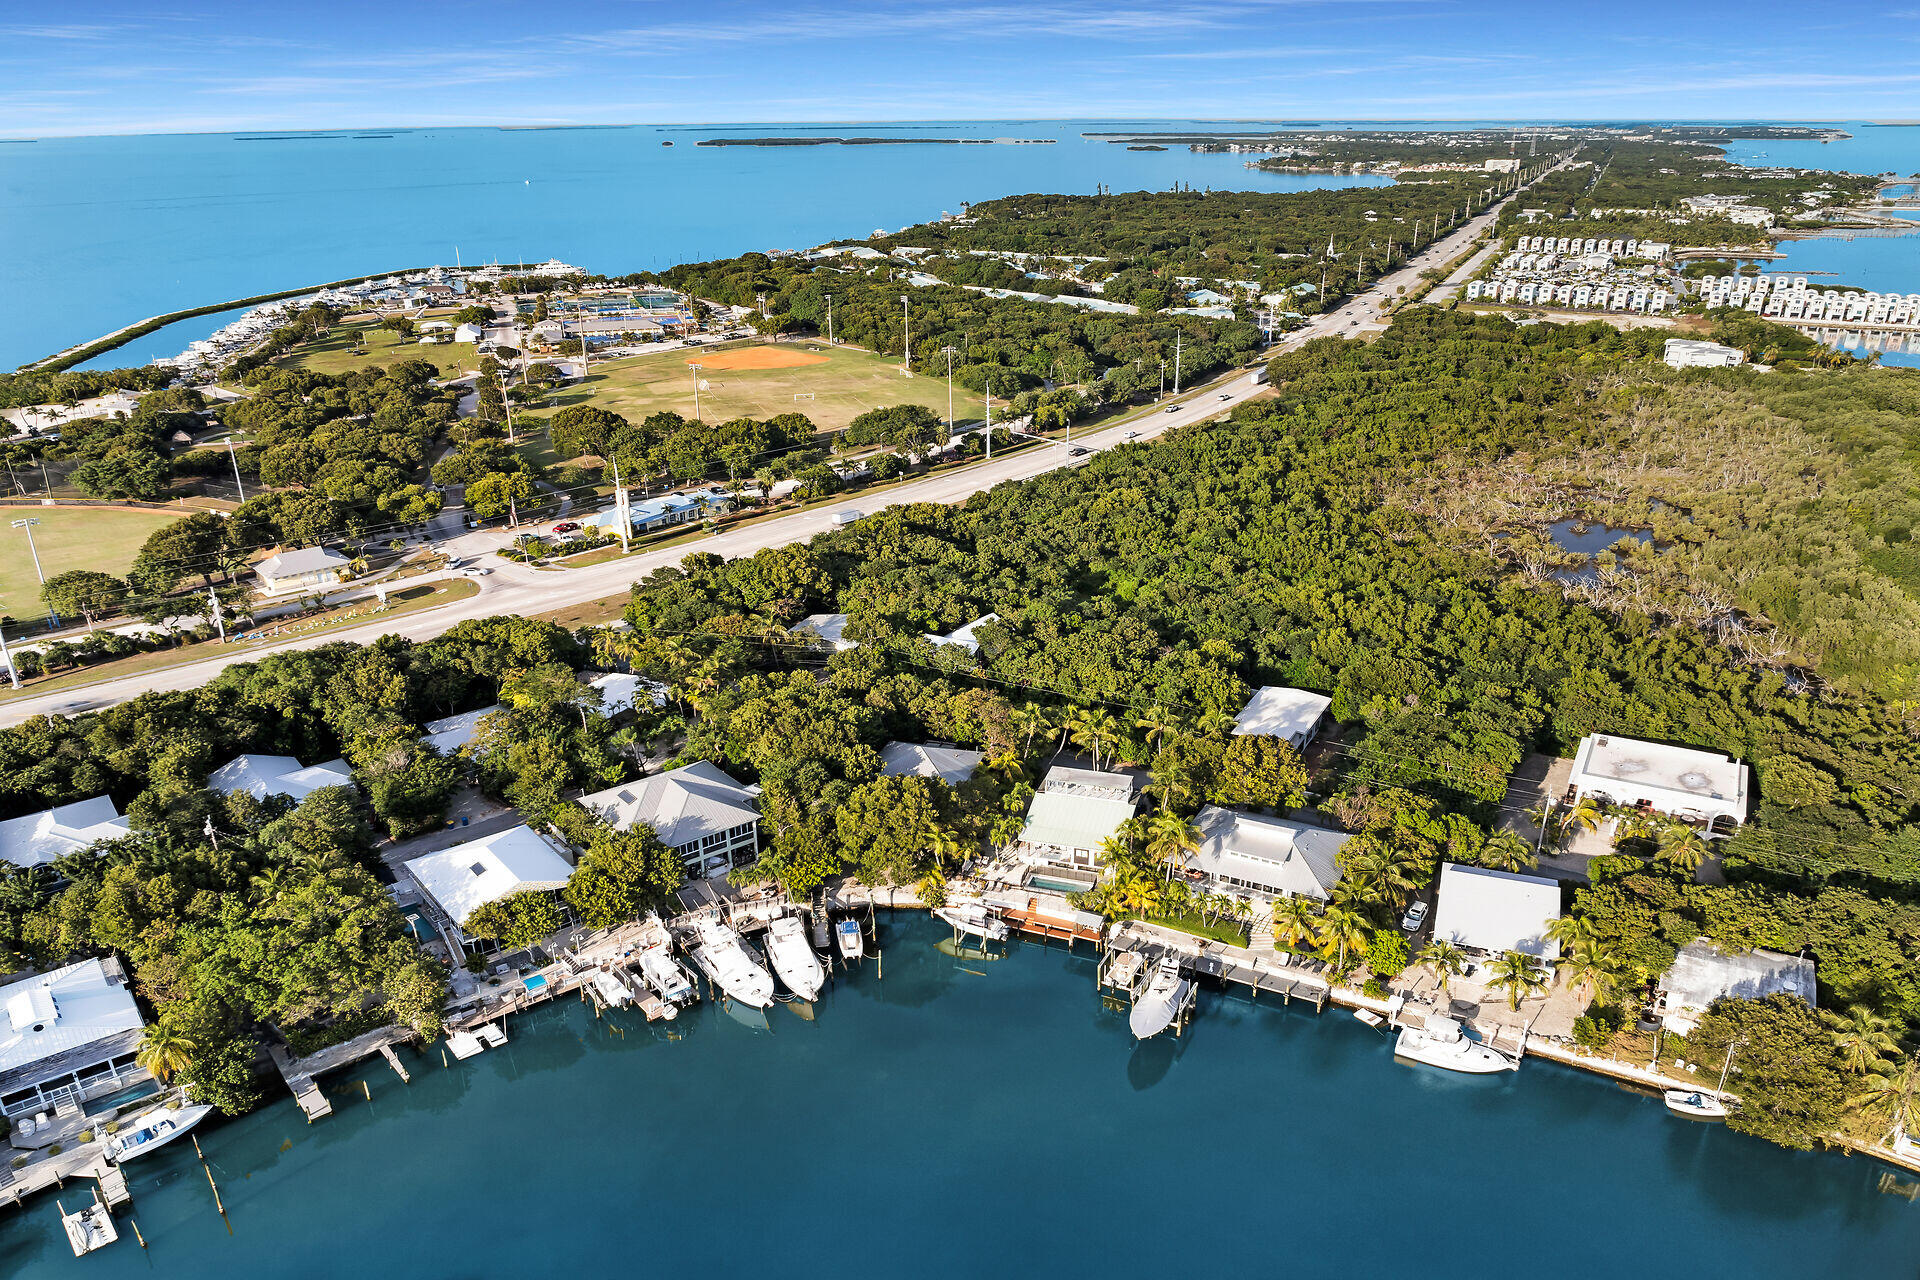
[[104, 1100, 213, 1162], [1128, 955, 1192, 1040], [688, 916, 776, 1008], [934, 903, 1009, 943], [1664, 1089, 1730, 1120], [1393, 1015, 1518, 1074], [765, 915, 827, 1001], [590, 970, 631, 1008], [635, 944, 696, 1017], [1353, 1009, 1386, 1029], [836, 917, 865, 961]]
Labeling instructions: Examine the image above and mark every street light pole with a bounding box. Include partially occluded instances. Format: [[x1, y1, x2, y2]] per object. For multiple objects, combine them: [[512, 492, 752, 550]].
[[984, 377, 993, 462], [689, 363, 704, 422], [226, 436, 246, 502], [824, 293, 835, 345], [12, 518, 55, 626], [940, 345, 957, 442], [900, 295, 911, 368]]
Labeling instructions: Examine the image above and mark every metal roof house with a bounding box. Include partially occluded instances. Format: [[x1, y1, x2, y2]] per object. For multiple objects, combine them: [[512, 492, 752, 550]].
[[1567, 734, 1749, 833], [1232, 686, 1333, 748], [0, 797, 131, 869], [1656, 939, 1816, 1034], [577, 761, 760, 879], [580, 671, 668, 716], [880, 742, 984, 788], [1, 957, 148, 1121], [796, 613, 858, 651], [254, 546, 351, 595], [1431, 863, 1563, 960], [406, 824, 575, 957], [423, 705, 500, 755], [1181, 805, 1349, 902], [926, 613, 999, 656], [208, 754, 355, 802], [1013, 765, 1139, 871]]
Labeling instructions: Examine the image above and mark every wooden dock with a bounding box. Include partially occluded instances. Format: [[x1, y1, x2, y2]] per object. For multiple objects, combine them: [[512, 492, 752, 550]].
[[1108, 920, 1332, 1010]]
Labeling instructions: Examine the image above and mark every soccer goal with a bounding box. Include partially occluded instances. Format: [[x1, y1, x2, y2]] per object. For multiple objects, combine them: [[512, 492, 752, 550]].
[[793, 392, 816, 402]]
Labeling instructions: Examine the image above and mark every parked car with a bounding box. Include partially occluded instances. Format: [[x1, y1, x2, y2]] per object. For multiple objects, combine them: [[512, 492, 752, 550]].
[[552, 521, 581, 534], [1401, 900, 1429, 932]]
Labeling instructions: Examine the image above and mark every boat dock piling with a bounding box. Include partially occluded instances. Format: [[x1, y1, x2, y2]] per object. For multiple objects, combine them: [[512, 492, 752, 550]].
[[379, 1043, 411, 1083], [1107, 920, 1332, 1011]]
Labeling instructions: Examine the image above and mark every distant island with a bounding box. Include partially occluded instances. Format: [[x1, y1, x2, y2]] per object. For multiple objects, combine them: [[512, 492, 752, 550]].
[[697, 136, 1055, 147], [1127, 144, 1167, 151]]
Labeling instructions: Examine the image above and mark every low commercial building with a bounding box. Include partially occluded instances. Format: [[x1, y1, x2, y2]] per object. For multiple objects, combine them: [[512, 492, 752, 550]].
[[1181, 805, 1349, 901], [577, 761, 760, 878], [1566, 733, 1749, 833], [1431, 863, 1562, 960], [0, 957, 148, 1121], [0, 797, 131, 869], [796, 613, 858, 651], [1013, 765, 1139, 871], [254, 546, 351, 595], [208, 754, 354, 802], [1231, 685, 1333, 749], [1656, 939, 1816, 1034], [879, 742, 983, 788], [1663, 338, 1747, 370], [405, 824, 576, 957]]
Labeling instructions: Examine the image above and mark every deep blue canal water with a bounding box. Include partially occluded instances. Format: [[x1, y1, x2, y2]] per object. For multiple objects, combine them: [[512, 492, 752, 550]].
[[3, 915, 1914, 1279]]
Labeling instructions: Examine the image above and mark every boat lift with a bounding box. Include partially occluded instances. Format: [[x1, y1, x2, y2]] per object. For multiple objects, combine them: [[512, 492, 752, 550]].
[[1098, 943, 1198, 1037]]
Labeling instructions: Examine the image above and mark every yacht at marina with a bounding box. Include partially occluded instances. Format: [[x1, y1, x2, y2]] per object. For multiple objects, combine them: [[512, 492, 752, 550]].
[[635, 934, 697, 1016], [1393, 1014, 1518, 1074], [687, 916, 776, 1008], [1128, 954, 1192, 1040], [764, 915, 827, 1001]]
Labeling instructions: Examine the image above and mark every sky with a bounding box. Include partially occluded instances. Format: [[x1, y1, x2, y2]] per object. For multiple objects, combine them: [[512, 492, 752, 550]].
[[3, 0, 1918, 137]]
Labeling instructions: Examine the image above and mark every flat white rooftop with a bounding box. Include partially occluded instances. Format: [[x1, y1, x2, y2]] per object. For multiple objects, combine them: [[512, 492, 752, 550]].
[[0, 958, 144, 1076], [1232, 686, 1332, 745], [406, 824, 574, 927], [1432, 863, 1562, 960], [1568, 734, 1748, 821]]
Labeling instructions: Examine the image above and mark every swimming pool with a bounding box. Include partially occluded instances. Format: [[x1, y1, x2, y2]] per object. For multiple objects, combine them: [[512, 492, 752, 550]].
[[1027, 875, 1094, 895]]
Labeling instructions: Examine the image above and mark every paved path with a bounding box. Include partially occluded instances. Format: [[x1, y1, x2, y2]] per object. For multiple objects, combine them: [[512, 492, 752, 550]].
[[0, 179, 1553, 728]]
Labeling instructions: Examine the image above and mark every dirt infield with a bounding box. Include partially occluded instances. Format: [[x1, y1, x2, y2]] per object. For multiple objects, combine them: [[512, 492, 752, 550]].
[[687, 346, 830, 371]]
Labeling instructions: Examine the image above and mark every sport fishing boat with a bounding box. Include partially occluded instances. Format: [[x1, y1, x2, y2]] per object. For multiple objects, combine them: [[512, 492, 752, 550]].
[[635, 941, 697, 1018], [1664, 1089, 1730, 1120], [1128, 954, 1192, 1040], [1393, 1014, 1519, 1074], [687, 916, 775, 1008], [764, 915, 827, 1001], [835, 917, 865, 961], [934, 902, 1009, 943], [103, 1100, 214, 1162], [60, 1199, 117, 1256]]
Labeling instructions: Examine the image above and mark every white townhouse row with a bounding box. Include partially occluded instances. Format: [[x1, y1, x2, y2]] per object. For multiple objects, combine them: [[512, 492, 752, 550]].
[[1514, 234, 1670, 260], [1467, 277, 1672, 314], [1696, 273, 1920, 326]]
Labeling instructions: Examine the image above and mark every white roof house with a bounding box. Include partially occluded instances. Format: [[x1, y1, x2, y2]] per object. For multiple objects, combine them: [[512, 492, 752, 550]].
[[926, 613, 999, 656], [796, 613, 858, 651], [577, 761, 761, 876], [0, 957, 147, 1118], [208, 754, 354, 802], [406, 824, 575, 930], [0, 797, 131, 869], [1183, 805, 1349, 901], [1567, 734, 1749, 829], [1663, 338, 1746, 370], [424, 705, 501, 754], [580, 672, 667, 716], [254, 546, 351, 595], [879, 742, 983, 788], [1015, 765, 1139, 869], [1232, 686, 1333, 748], [453, 322, 485, 343], [1656, 939, 1816, 1034], [1431, 863, 1562, 960]]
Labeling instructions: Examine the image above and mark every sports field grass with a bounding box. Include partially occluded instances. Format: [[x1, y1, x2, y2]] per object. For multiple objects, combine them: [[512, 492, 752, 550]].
[[520, 341, 991, 435], [276, 321, 473, 379], [0, 506, 182, 620]]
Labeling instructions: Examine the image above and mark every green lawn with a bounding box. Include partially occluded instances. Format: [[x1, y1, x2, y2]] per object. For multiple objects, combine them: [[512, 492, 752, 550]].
[[0, 506, 183, 620], [518, 341, 992, 436], [277, 321, 475, 380]]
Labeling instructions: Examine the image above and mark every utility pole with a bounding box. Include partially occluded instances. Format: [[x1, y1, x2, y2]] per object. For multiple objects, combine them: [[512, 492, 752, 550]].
[[984, 378, 993, 461], [226, 436, 246, 502], [498, 365, 517, 444], [941, 345, 957, 440], [689, 363, 704, 422], [1158, 359, 1166, 399], [12, 518, 55, 626], [0, 620, 17, 689], [1173, 331, 1182, 395], [899, 295, 911, 368], [207, 585, 227, 643], [824, 293, 835, 345]]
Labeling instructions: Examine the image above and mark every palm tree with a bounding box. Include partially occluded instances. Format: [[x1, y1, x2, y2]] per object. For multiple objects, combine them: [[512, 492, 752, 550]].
[[1656, 822, 1709, 876], [1065, 707, 1101, 764], [1272, 895, 1321, 955], [1555, 938, 1624, 1005], [1486, 950, 1550, 1012], [1315, 905, 1371, 978], [1143, 808, 1202, 879], [135, 1021, 195, 1083], [922, 820, 965, 870], [1856, 1055, 1920, 1138], [1416, 939, 1468, 1004], [982, 749, 1026, 784], [1195, 707, 1237, 740], [1827, 1004, 1900, 1075], [1012, 704, 1053, 757], [1565, 794, 1603, 836], [1545, 913, 1597, 955], [1135, 706, 1180, 752], [1478, 830, 1537, 874], [989, 813, 1026, 849]]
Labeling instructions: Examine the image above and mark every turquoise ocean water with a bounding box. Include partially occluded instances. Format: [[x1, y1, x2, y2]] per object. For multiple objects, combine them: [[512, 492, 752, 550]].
[[3, 915, 1915, 1278]]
